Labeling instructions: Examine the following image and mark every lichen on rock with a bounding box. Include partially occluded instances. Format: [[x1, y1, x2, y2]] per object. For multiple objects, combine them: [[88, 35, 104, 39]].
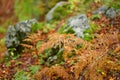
[[93, 5, 120, 18], [5, 19, 37, 55], [67, 14, 90, 37], [45, 1, 68, 22]]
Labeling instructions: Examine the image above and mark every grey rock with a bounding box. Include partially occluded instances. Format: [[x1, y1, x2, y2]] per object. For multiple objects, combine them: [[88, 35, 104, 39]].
[[5, 25, 20, 48], [45, 1, 68, 22], [93, 5, 108, 14], [93, 5, 119, 18], [5, 19, 37, 54], [106, 7, 117, 18], [68, 14, 90, 37]]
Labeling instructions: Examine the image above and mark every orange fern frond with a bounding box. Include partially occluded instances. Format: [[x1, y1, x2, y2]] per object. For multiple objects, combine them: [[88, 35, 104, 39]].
[[34, 66, 73, 80]]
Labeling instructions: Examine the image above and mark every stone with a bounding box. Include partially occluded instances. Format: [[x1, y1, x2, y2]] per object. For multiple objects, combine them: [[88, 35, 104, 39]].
[[67, 14, 90, 37], [45, 1, 68, 22], [5, 25, 19, 48], [5, 19, 37, 55], [106, 7, 117, 18], [93, 5, 119, 18], [93, 5, 108, 14]]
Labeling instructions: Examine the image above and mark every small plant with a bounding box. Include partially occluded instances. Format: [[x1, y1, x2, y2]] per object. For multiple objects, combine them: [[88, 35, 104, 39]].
[[38, 47, 64, 66], [58, 24, 75, 34], [14, 70, 30, 80], [31, 22, 44, 33], [29, 65, 41, 74], [39, 58, 45, 65], [8, 48, 16, 56], [53, 4, 71, 20], [83, 22, 98, 41], [7, 48, 20, 60], [83, 33, 93, 41], [90, 14, 101, 20]]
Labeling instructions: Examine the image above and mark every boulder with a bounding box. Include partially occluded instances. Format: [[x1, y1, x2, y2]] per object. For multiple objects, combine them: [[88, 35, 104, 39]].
[[67, 14, 90, 37], [5, 19, 37, 55], [93, 5, 119, 18], [93, 5, 108, 14], [45, 1, 68, 22], [106, 7, 117, 18]]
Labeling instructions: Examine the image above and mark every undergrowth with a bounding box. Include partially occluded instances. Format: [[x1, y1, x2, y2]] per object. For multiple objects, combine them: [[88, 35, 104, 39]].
[[21, 23, 120, 80], [0, 0, 120, 80]]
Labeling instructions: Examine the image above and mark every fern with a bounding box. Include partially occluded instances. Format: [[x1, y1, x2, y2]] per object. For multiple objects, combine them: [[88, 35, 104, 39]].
[[29, 65, 41, 74], [34, 66, 73, 80], [39, 33, 89, 61], [14, 70, 30, 80], [20, 14, 120, 80]]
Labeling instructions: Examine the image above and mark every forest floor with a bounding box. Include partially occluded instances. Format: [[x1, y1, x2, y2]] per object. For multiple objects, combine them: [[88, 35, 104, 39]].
[[0, 13, 120, 80], [0, 0, 120, 80]]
